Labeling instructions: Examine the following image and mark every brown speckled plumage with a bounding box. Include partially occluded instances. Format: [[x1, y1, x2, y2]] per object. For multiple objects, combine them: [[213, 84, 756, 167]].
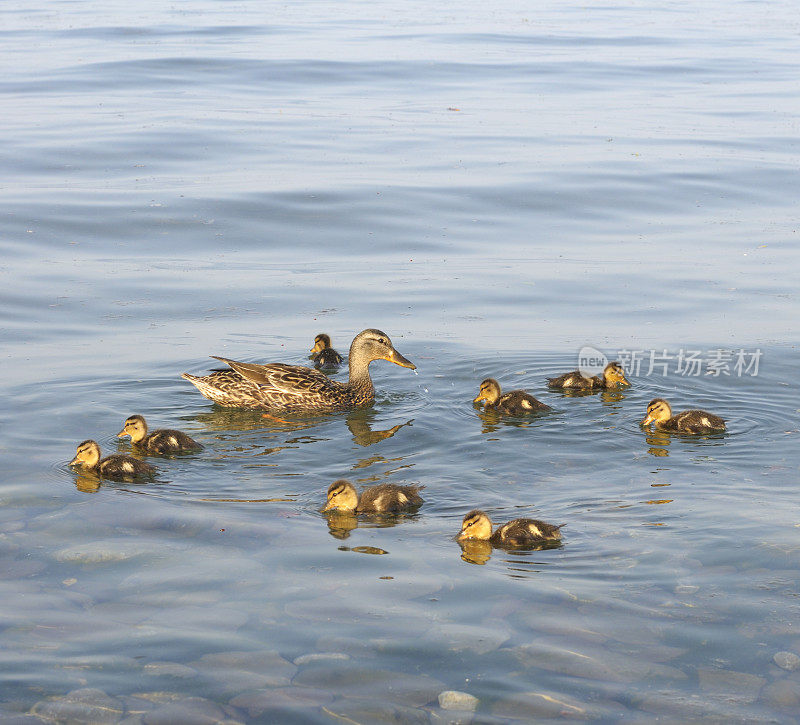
[[182, 329, 415, 412]]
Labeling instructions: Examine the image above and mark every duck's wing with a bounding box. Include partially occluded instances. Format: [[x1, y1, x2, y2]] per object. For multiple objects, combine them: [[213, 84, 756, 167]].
[[211, 357, 334, 396]]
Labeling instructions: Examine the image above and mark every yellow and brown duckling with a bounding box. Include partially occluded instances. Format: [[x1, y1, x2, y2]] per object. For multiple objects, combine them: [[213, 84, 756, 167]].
[[310, 333, 343, 370], [473, 378, 551, 415], [548, 361, 630, 390], [182, 328, 415, 412], [117, 415, 203, 454], [69, 440, 156, 481], [640, 398, 726, 434], [458, 509, 562, 549], [322, 479, 424, 514]]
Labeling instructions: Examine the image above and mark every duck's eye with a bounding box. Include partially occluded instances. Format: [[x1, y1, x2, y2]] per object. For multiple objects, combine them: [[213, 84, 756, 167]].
[[378, 338, 386, 345]]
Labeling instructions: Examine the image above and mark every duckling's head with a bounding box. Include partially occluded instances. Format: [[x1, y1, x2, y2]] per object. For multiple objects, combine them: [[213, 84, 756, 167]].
[[311, 333, 332, 354], [349, 329, 415, 370], [118, 414, 148, 443], [322, 479, 360, 512], [603, 362, 630, 387], [70, 440, 101, 469], [473, 379, 502, 405], [641, 398, 672, 426], [458, 509, 493, 541]]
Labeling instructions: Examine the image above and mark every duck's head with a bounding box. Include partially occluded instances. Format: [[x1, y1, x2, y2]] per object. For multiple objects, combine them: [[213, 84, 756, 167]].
[[311, 333, 332, 354], [641, 398, 672, 426], [603, 362, 630, 387], [322, 479, 359, 512], [458, 509, 493, 541], [350, 329, 415, 370], [118, 414, 148, 443], [70, 440, 101, 469], [473, 379, 502, 405]]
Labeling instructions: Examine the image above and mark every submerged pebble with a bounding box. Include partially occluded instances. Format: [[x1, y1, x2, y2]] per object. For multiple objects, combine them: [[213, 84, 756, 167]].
[[229, 686, 333, 718], [437, 690, 479, 711], [31, 688, 124, 724], [293, 652, 350, 666], [191, 650, 296, 693], [773, 651, 800, 671]]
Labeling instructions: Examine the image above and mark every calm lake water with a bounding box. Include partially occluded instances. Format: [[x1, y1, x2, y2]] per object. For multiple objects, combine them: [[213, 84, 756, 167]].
[[2, 0, 800, 722]]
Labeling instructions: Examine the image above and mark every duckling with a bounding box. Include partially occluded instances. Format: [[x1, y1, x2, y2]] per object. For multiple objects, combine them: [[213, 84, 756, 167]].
[[322, 479, 424, 514], [473, 378, 550, 415], [640, 398, 726, 434], [310, 333, 343, 370], [69, 440, 155, 481], [458, 509, 562, 548], [117, 414, 203, 454], [548, 361, 630, 390]]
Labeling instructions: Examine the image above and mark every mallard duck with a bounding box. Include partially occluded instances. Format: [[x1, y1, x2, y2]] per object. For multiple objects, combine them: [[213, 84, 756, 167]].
[[310, 333, 343, 370], [182, 328, 415, 412], [322, 479, 424, 513], [117, 414, 203, 454], [640, 398, 726, 434], [458, 509, 562, 548], [69, 440, 155, 481], [548, 361, 630, 390], [473, 378, 550, 415]]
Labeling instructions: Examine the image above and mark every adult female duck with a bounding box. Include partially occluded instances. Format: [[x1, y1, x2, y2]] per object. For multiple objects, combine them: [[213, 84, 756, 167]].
[[182, 329, 415, 412]]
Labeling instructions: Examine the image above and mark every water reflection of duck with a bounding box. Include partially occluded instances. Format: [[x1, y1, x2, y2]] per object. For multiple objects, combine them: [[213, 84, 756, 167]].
[[640, 398, 726, 434], [117, 415, 203, 454], [309, 333, 343, 371], [322, 479, 424, 513], [323, 510, 358, 540], [458, 538, 493, 565], [457, 510, 562, 549], [346, 410, 413, 447], [547, 362, 629, 391], [473, 378, 550, 415], [69, 440, 155, 481], [182, 329, 415, 412]]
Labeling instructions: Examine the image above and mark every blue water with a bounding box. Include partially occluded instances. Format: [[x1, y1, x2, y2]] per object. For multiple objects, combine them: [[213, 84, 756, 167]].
[[2, 0, 800, 721]]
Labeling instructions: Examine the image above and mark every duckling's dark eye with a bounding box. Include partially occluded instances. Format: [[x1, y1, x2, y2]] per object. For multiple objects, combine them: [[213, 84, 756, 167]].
[[378, 338, 386, 345]]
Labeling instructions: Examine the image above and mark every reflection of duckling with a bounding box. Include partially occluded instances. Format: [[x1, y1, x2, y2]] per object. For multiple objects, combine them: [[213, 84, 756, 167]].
[[458, 538, 493, 565], [117, 415, 203, 454], [458, 509, 562, 548], [640, 398, 726, 434], [310, 333, 343, 370], [70, 440, 155, 481], [322, 479, 424, 513], [548, 362, 629, 390], [473, 378, 550, 415]]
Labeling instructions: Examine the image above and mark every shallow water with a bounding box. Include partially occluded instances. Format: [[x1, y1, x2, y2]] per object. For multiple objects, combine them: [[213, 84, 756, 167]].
[[2, 0, 800, 722]]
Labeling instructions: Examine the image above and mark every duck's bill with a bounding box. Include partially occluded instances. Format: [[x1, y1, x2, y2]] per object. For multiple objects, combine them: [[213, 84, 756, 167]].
[[116, 430, 127, 438], [387, 349, 416, 370], [473, 394, 487, 404], [68, 456, 81, 467], [321, 501, 337, 512], [640, 415, 654, 426]]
